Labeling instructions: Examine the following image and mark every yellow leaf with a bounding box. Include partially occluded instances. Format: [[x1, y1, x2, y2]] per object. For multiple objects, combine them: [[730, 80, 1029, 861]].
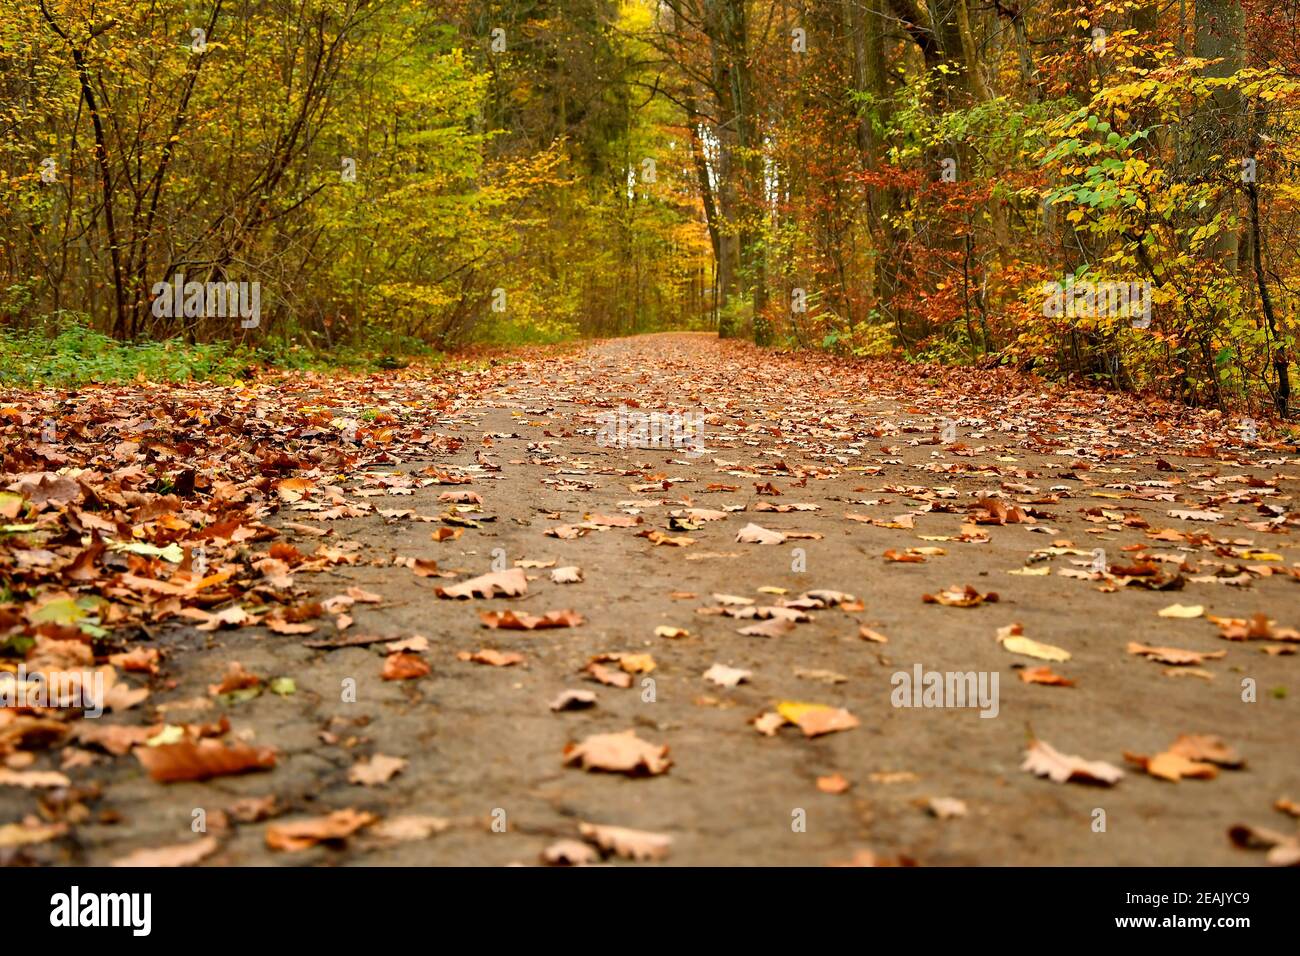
[[997, 624, 1071, 662]]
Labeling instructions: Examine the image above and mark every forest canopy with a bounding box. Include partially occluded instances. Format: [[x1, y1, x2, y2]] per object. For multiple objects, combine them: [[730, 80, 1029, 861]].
[[1, 0, 1296, 413]]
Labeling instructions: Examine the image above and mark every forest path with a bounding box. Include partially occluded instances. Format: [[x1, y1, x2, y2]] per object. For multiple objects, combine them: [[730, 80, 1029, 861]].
[[4, 333, 1297, 865]]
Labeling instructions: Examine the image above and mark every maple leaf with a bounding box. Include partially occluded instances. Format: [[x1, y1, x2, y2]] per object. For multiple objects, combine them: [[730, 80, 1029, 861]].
[[1022, 739, 1123, 786], [435, 567, 528, 599]]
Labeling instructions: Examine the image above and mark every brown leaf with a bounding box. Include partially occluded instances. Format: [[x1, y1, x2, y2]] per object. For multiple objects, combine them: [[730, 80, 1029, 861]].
[[382, 652, 430, 681], [368, 815, 451, 843], [1124, 750, 1218, 782], [1126, 642, 1226, 666], [0, 768, 71, 789], [817, 773, 851, 794], [883, 548, 926, 563], [1021, 739, 1123, 786], [584, 512, 641, 527], [435, 567, 528, 599], [347, 753, 408, 786], [779, 701, 859, 738], [110, 835, 220, 867], [563, 730, 671, 775], [703, 663, 751, 688], [541, 839, 600, 866], [578, 821, 672, 861], [549, 688, 597, 711], [0, 821, 68, 848], [737, 617, 795, 638], [1227, 824, 1300, 866], [227, 795, 280, 823], [265, 809, 377, 852], [584, 662, 632, 688], [208, 660, 263, 696], [457, 648, 525, 667], [479, 609, 583, 630], [73, 722, 157, 756], [1018, 666, 1075, 687], [1211, 613, 1300, 642], [924, 796, 968, 819], [1168, 734, 1244, 768], [735, 522, 786, 545], [134, 739, 277, 783], [923, 584, 998, 607]]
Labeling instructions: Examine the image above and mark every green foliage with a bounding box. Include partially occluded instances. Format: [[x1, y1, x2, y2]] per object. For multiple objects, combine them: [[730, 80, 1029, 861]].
[[0, 315, 446, 386], [0, 316, 248, 386]]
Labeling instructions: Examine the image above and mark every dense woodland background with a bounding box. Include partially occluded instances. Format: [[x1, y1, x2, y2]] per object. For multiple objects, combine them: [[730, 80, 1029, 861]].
[[1, 1, 1297, 413]]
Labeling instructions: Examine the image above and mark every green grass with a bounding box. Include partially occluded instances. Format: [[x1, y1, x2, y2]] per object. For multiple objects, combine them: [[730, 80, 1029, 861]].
[[0, 315, 448, 387]]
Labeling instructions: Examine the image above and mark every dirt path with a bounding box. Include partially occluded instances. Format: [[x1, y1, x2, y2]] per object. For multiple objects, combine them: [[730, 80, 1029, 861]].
[[4, 333, 1298, 865]]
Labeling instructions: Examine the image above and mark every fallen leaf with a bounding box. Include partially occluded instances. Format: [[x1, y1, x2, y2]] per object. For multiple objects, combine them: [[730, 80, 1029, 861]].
[[541, 839, 599, 866], [1158, 603, 1204, 619], [368, 815, 450, 842], [654, 625, 690, 639], [1124, 750, 1218, 782], [382, 652, 430, 680], [0, 768, 71, 789], [817, 773, 850, 794], [134, 739, 276, 783], [480, 609, 583, 630], [1127, 642, 1226, 666], [348, 753, 408, 786], [775, 701, 859, 737], [1227, 824, 1300, 866], [549, 688, 597, 711], [924, 584, 998, 607], [1018, 666, 1075, 687], [1022, 739, 1123, 786], [435, 567, 528, 599], [563, 730, 671, 775], [703, 663, 751, 688], [997, 624, 1070, 662], [924, 796, 967, 819], [735, 522, 786, 545], [578, 821, 672, 861], [550, 566, 583, 584], [738, 618, 795, 638], [265, 809, 377, 852], [457, 648, 525, 667], [110, 836, 220, 867]]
